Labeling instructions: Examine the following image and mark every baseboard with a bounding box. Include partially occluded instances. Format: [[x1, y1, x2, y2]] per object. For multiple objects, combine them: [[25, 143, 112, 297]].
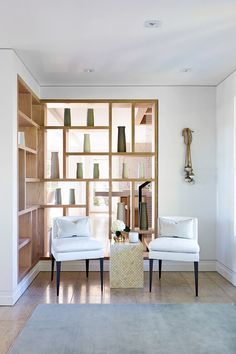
[[0, 262, 40, 306], [216, 261, 236, 286], [39, 259, 216, 272]]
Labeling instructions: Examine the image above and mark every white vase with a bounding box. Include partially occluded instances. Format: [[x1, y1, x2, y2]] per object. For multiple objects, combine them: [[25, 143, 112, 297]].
[[83, 134, 91, 152], [117, 202, 126, 223], [51, 152, 60, 179], [129, 232, 139, 243], [55, 188, 62, 205], [18, 132, 25, 146], [69, 189, 75, 204], [122, 162, 128, 179]]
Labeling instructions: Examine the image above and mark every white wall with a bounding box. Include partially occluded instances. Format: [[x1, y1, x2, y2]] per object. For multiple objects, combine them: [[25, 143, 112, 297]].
[[216, 71, 236, 285], [41, 85, 217, 263], [0, 49, 40, 305]]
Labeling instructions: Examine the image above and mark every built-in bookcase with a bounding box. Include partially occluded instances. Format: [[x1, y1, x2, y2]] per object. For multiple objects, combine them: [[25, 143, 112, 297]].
[[17, 77, 45, 282]]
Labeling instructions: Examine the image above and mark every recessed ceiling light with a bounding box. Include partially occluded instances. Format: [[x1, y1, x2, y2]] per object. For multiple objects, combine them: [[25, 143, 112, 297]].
[[180, 68, 192, 73], [144, 20, 162, 28], [84, 68, 94, 73]]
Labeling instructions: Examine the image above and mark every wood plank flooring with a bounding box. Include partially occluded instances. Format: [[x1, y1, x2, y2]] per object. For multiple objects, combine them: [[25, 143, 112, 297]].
[[1, 271, 236, 354]]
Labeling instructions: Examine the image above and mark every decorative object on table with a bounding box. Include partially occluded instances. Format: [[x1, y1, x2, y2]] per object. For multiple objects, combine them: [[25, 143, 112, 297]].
[[55, 188, 62, 205], [122, 162, 128, 178], [117, 202, 126, 223], [182, 128, 195, 184], [93, 163, 100, 179], [129, 231, 139, 243], [138, 162, 145, 179], [69, 189, 76, 204], [76, 162, 83, 179], [64, 108, 71, 126], [83, 134, 91, 152], [18, 131, 25, 146], [121, 225, 130, 240], [111, 219, 126, 242], [51, 152, 60, 179], [87, 108, 94, 126], [117, 126, 126, 152], [139, 202, 148, 230]]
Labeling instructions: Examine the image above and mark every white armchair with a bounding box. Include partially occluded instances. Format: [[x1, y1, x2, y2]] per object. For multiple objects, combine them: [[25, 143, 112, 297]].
[[51, 216, 104, 296], [148, 217, 200, 296]]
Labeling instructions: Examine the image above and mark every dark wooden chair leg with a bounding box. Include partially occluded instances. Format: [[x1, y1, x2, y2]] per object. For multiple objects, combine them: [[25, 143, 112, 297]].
[[159, 260, 162, 279], [149, 259, 153, 292], [51, 254, 55, 281], [56, 261, 61, 296], [194, 261, 199, 297], [100, 258, 104, 292], [86, 259, 89, 278]]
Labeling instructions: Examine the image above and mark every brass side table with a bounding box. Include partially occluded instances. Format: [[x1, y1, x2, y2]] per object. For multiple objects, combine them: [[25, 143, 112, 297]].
[[110, 240, 144, 288]]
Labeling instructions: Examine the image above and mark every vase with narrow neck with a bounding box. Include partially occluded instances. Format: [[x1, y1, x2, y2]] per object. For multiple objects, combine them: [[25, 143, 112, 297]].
[[87, 108, 94, 126], [139, 202, 148, 230], [117, 126, 126, 152], [51, 152, 60, 179], [93, 163, 100, 179], [69, 189, 75, 204], [122, 162, 128, 179], [117, 202, 126, 223], [83, 134, 91, 152], [76, 163, 83, 179], [64, 108, 71, 126], [55, 188, 62, 205]]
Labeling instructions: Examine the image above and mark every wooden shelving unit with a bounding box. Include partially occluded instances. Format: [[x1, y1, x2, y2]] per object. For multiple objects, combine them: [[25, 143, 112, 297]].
[[17, 76, 45, 283]]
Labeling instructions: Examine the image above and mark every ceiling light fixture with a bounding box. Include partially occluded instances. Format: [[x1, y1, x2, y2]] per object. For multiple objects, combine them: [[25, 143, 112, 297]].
[[84, 68, 94, 73], [144, 20, 162, 28]]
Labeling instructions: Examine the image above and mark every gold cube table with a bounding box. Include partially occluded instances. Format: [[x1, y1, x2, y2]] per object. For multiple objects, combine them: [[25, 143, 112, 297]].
[[110, 241, 144, 288]]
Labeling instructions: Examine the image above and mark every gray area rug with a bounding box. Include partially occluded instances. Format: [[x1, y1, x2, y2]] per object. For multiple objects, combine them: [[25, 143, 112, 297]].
[[10, 304, 236, 354]]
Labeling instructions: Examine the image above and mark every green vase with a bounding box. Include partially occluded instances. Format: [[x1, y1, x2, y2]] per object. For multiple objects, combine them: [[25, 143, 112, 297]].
[[69, 189, 76, 204], [64, 108, 71, 126], [117, 126, 126, 152], [93, 163, 100, 179], [87, 109, 94, 126], [55, 188, 62, 205], [83, 134, 91, 152], [76, 163, 83, 179], [139, 202, 148, 230]]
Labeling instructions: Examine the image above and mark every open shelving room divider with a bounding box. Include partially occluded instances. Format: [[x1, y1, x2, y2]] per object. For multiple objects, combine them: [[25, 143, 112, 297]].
[[17, 76, 158, 283]]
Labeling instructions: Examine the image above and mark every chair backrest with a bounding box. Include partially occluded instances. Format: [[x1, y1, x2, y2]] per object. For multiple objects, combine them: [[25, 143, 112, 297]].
[[52, 216, 90, 239], [158, 216, 198, 241]]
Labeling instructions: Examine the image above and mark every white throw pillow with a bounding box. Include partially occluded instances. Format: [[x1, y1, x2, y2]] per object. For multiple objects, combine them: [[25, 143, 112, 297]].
[[57, 218, 90, 238], [159, 218, 194, 239]]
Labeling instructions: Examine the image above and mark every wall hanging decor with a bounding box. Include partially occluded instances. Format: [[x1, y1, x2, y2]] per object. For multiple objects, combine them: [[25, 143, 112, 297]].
[[55, 188, 62, 205], [117, 126, 126, 152], [83, 134, 91, 152], [182, 128, 195, 184], [69, 188, 76, 204], [122, 162, 128, 178], [51, 152, 60, 179], [87, 108, 94, 126], [93, 163, 100, 179], [64, 108, 71, 126], [76, 162, 83, 179]]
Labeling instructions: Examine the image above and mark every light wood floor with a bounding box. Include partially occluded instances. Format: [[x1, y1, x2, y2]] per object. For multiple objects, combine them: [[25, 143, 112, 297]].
[[1, 271, 236, 354]]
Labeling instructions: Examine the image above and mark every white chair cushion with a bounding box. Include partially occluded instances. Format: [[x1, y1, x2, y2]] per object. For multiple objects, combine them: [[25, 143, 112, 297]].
[[56, 217, 90, 238], [149, 237, 200, 254], [52, 237, 103, 253], [159, 217, 194, 239]]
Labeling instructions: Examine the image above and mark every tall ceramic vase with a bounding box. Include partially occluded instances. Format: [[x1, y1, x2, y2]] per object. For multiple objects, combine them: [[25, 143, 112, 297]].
[[117, 202, 126, 223], [139, 202, 148, 230], [93, 163, 100, 179], [51, 152, 60, 179], [69, 189, 75, 204], [64, 108, 71, 126], [76, 163, 83, 179], [83, 134, 91, 152], [117, 126, 126, 152], [87, 108, 94, 126], [55, 188, 62, 205], [122, 162, 128, 178]]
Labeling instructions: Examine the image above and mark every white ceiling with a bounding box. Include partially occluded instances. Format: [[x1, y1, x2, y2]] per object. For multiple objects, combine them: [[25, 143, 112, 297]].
[[0, 0, 236, 86]]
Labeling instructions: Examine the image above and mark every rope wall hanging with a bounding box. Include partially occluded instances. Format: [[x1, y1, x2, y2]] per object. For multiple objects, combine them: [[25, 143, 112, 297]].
[[182, 128, 195, 184]]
